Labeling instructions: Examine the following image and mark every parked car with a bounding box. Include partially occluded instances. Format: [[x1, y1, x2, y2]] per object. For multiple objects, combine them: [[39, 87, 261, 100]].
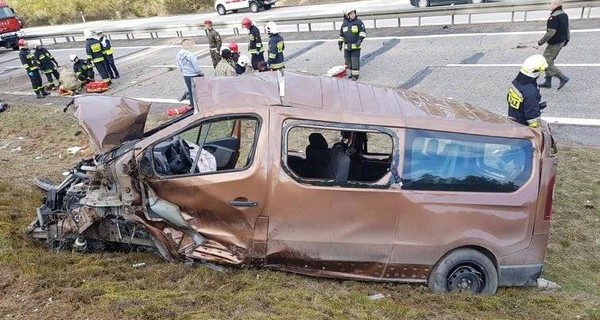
[[214, 0, 276, 15], [28, 72, 557, 295], [411, 0, 485, 8]]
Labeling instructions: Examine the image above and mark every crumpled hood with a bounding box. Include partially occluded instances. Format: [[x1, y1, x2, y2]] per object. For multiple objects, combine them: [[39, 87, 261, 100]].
[[74, 96, 151, 154]]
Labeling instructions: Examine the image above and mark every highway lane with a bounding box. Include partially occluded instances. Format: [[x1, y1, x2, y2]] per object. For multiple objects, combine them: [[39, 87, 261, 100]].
[[16, 0, 600, 40], [1, 20, 600, 146]]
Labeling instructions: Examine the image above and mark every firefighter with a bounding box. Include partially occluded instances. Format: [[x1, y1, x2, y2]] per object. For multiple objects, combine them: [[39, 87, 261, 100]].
[[33, 43, 60, 90], [96, 31, 120, 79], [84, 29, 110, 84], [215, 48, 237, 77], [241, 17, 265, 70], [507, 55, 549, 128], [229, 42, 240, 64], [70, 54, 95, 83], [18, 39, 48, 99], [535, 0, 570, 90], [236, 55, 252, 75], [204, 20, 222, 68], [265, 21, 285, 71], [338, 8, 366, 81]]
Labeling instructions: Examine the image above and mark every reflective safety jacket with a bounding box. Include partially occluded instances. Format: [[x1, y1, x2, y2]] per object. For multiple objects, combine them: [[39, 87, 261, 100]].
[[339, 17, 366, 51], [34, 48, 58, 72], [99, 36, 114, 56], [247, 25, 264, 55], [267, 33, 285, 69], [19, 48, 39, 72], [73, 59, 94, 80], [507, 72, 542, 127], [86, 38, 105, 63]]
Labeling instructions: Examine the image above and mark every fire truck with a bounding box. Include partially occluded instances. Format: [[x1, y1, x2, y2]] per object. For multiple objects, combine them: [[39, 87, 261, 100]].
[[0, 1, 23, 50]]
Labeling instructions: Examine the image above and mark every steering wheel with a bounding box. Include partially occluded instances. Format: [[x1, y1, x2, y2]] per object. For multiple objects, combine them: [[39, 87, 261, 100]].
[[175, 136, 193, 170]]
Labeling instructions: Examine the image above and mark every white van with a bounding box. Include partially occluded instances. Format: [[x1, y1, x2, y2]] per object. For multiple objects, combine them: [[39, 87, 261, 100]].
[[214, 0, 277, 15]]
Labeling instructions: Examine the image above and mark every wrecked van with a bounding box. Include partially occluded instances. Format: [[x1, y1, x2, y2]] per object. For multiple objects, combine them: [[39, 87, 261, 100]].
[[28, 72, 557, 295]]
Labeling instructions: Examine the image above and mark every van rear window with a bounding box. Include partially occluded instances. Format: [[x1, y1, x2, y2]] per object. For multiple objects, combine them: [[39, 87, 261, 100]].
[[402, 129, 533, 192]]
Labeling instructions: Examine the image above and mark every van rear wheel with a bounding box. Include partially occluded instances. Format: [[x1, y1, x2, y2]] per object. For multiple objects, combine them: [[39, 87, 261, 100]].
[[250, 1, 260, 12], [428, 248, 498, 295], [217, 5, 226, 15]]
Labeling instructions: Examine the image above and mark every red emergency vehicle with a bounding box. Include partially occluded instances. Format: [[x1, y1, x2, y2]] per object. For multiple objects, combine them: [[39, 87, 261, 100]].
[[0, 1, 22, 50]]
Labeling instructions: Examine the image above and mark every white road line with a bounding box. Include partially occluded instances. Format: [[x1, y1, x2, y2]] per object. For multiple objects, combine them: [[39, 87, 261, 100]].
[[543, 117, 600, 127], [34, 28, 600, 52], [2, 90, 600, 126], [446, 63, 600, 67]]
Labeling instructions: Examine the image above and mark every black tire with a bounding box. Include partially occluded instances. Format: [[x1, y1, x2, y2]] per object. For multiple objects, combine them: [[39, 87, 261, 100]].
[[12, 45, 19, 51], [263, 4, 272, 10], [216, 5, 226, 15], [428, 248, 498, 295], [250, 1, 260, 13]]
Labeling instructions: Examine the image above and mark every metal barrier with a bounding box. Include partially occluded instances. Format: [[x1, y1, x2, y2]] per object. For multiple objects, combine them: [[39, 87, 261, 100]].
[[27, 0, 600, 44]]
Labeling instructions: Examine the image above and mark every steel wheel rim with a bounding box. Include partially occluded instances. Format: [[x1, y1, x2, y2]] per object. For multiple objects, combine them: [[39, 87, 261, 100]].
[[418, 0, 428, 7], [446, 263, 486, 293]]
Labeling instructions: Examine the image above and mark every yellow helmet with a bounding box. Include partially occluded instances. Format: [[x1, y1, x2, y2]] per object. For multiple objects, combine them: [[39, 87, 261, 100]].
[[520, 54, 548, 78]]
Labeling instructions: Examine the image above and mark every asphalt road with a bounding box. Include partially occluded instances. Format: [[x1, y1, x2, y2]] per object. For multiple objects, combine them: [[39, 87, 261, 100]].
[[1, 19, 600, 147]]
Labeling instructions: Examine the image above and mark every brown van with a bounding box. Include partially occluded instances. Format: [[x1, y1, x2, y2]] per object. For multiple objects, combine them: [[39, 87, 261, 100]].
[[28, 72, 557, 295]]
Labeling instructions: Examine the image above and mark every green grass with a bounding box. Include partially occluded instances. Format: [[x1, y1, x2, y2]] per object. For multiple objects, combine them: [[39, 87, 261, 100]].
[[0, 104, 599, 319]]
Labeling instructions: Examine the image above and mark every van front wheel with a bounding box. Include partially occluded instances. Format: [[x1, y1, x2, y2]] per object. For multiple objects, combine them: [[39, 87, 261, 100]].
[[428, 248, 498, 295]]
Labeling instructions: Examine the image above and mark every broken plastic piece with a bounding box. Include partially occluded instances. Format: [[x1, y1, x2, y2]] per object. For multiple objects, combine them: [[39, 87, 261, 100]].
[[368, 293, 385, 300]]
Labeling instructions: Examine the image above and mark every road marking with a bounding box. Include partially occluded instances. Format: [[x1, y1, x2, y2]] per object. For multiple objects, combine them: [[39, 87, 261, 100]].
[[3, 90, 600, 126], [543, 117, 600, 127], [446, 63, 600, 67]]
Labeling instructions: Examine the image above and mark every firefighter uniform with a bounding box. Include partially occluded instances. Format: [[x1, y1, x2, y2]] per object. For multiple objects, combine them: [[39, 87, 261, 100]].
[[206, 28, 222, 68], [538, 5, 570, 89], [99, 35, 120, 79], [85, 37, 111, 83], [73, 59, 95, 83], [248, 25, 265, 70], [339, 14, 366, 80], [267, 33, 285, 71], [19, 47, 45, 97], [33, 46, 60, 87], [507, 72, 543, 128]]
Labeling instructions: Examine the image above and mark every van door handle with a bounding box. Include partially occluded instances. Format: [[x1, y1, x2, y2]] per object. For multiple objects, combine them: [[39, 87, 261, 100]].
[[229, 199, 258, 207]]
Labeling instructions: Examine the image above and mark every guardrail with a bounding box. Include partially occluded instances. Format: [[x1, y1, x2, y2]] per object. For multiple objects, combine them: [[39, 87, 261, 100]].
[[27, 0, 600, 45]]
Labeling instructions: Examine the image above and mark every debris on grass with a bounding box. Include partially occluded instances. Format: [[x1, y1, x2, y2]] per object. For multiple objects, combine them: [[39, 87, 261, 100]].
[[368, 293, 385, 300], [537, 278, 561, 290]]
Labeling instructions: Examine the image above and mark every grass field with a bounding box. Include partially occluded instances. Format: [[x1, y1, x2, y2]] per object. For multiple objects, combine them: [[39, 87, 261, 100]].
[[0, 104, 599, 319]]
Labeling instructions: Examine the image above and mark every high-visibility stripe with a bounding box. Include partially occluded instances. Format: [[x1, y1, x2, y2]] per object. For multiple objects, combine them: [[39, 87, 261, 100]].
[[87, 55, 93, 60], [270, 62, 284, 69], [351, 70, 360, 75], [103, 48, 114, 55], [269, 53, 276, 59], [92, 57, 105, 63], [359, 32, 366, 37]]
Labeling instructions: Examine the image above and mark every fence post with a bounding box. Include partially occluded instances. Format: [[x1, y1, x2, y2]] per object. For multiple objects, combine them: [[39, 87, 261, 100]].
[[80, 11, 86, 23], [418, 16, 421, 27], [398, 17, 401, 27], [511, 11, 515, 22], [524, 10, 528, 22], [374, 19, 377, 29], [451, 14, 455, 25], [308, 23, 312, 32], [581, 6, 585, 19], [587, 5, 592, 19]]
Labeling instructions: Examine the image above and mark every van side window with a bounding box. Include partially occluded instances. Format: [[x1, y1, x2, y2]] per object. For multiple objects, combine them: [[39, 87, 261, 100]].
[[283, 123, 395, 186], [148, 116, 259, 177], [402, 129, 533, 192]]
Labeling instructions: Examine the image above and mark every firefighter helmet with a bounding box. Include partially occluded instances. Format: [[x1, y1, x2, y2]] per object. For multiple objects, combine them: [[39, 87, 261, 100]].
[[17, 39, 27, 47], [69, 54, 78, 62], [520, 54, 548, 78], [33, 43, 41, 49], [344, 8, 356, 17], [229, 42, 239, 53], [241, 17, 252, 28], [265, 21, 278, 35], [83, 29, 93, 39], [237, 55, 250, 67], [204, 20, 212, 26]]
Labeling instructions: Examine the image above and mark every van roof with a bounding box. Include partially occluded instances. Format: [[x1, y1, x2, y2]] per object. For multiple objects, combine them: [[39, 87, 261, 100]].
[[194, 71, 512, 125]]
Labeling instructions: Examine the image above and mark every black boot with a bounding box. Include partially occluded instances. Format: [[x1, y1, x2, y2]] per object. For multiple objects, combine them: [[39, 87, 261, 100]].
[[539, 76, 552, 88], [557, 74, 570, 90], [36, 91, 45, 99], [41, 89, 50, 96]]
